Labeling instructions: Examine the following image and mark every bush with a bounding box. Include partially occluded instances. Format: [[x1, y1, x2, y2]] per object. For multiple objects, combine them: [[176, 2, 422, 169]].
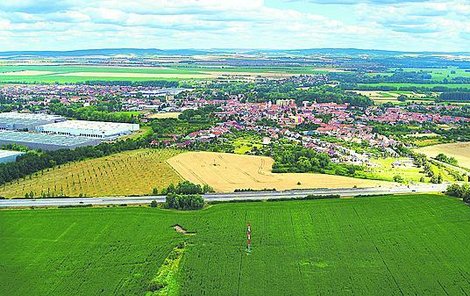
[[305, 194, 340, 200], [393, 175, 404, 183], [164, 193, 204, 210], [445, 184, 470, 203], [150, 200, 158, 208], [435, 153, 458, 166], [161, 181, 214, 195]]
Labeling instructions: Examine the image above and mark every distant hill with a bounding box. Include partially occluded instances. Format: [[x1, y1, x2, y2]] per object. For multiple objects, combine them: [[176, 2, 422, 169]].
[[0, 48, 214, 57], [0, 48, 468, 58]]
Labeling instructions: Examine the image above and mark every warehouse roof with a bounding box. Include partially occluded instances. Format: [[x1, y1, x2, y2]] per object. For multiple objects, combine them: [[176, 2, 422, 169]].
[[0, 112, 65, 128], [0, 130, 97, 147], [0, 149, 25, 159], [38, 120, 139, 132], [0, 112, 64, 121]]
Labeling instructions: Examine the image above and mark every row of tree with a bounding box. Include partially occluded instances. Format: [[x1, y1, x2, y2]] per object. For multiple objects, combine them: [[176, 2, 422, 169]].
[[0, 138, 146, 186], [439, 92, 470, 101], [49, 102, 139, 123], [160, 181, 214, 195], [435, 153, 458, 166]]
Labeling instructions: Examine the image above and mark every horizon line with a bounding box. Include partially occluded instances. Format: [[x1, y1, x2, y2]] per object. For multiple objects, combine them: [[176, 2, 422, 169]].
[[1, 47, 469, 55]]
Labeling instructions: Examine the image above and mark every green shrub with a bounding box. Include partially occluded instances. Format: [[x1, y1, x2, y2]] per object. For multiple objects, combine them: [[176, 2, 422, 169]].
[[445, 183, 470, 203], [393, 175, 404, 183], [161, 181, 214, 195], [164, 193, 204, 210]]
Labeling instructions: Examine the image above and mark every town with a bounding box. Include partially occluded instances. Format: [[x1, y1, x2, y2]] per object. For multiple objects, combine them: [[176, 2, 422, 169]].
[[1, 0, 470, 294]]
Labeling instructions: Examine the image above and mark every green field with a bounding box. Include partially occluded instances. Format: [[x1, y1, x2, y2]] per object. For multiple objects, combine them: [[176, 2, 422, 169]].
[[392, 67, 470, 81], [0, 65, 323, 83], [362, 157, 426, 183], [368, 67, 470, 82], [0, 65, 206, 83], [233, 135, 263, 154], [358, 82, 470, 89], [1, 194, 470, 295]]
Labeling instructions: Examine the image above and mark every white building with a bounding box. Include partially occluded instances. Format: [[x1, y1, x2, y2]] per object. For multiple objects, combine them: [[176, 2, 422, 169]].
[[0, 112, 65, 131], [0, 149, 25, 164], [36, 120, 140, 139]]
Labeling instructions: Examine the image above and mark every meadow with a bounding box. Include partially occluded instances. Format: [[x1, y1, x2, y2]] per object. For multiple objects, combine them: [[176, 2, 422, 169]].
[[367, 67, 470, 82], [390, 67, 470, 81], [0, 65, 209, 82], [167, 151, 390, 192], [0, 149, 182, 198], [351, 90, 434, 104], [358, 82, 470, 90], [147, 112, 182, 119], [0, 65, 321, 83], [1, 194, 470, 295], [362, 157, 426, 183], [232, 135, 263, 154]]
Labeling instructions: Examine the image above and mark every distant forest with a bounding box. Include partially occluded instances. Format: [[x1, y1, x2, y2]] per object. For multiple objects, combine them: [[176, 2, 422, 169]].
[[439, 92, 470, 101]]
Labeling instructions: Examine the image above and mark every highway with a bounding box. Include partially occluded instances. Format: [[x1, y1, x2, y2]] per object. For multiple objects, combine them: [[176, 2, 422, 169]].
[[0, 183, 448, 208]]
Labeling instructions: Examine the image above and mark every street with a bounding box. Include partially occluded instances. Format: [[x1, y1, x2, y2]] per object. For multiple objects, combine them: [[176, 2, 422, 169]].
[[0, 183, 448, 208]]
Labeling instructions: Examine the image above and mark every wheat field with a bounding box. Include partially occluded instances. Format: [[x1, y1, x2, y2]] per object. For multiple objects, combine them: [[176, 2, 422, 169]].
[[415, 142, 470, 169], [0, 149, 182, 198], [167, 151, 391, 192]]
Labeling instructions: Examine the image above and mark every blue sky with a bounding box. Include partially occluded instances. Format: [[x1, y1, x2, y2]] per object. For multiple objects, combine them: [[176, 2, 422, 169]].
[[0, 0, 469, 52]]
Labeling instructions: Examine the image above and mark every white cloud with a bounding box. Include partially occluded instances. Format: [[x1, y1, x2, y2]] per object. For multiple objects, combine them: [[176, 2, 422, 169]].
[[0, 0, 468, 51]]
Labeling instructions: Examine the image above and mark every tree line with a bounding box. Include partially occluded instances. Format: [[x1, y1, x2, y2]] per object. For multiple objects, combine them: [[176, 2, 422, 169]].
[[446, 184, 470, 203], [435, 153, 458, 166], [159, 181, 214, 195], [49, 102, 139, 123], [0, 138, 146, 187], [439, 92, 470, 101], [164, 193, 205, 210]]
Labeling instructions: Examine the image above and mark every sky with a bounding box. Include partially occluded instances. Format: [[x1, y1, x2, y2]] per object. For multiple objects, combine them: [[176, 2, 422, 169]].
[[0, 0, 469, 52]]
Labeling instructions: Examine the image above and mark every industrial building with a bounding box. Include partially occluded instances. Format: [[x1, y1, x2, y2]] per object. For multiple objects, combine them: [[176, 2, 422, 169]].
[[0, 130, 101, 151], [0, 150, 25, 164], [0, 112, 66, 131], [36, 120, 140, 139]]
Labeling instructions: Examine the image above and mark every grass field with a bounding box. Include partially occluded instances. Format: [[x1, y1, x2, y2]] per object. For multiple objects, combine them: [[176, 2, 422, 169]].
[[1, 194, 470, 295], [368, 67, 470, 82], [362, 157, 426, 183], [0, 65, 209, 82], [390, 67, 470, 81], [0, 65, 322, 83], [233, 135, 263, 154], [416, 142, 470, 170], [0, 149, 182, 198], [351, 90, 434, 104], [167, 151, 391, 192], [147, 112, 182, 119], [358, 82, 470, 90]]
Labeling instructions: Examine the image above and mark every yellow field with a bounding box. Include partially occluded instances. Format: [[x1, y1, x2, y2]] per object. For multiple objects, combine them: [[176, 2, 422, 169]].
[[415, 142, 470, 169], [351, 90, 430, 104], [167, 152, 392, 192], [0, 149, 182, 198], [147, 112, 182, 119]]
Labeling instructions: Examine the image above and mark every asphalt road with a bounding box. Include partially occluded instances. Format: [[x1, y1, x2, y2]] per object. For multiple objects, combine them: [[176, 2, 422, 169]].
[[0, 183, 448, 208]]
